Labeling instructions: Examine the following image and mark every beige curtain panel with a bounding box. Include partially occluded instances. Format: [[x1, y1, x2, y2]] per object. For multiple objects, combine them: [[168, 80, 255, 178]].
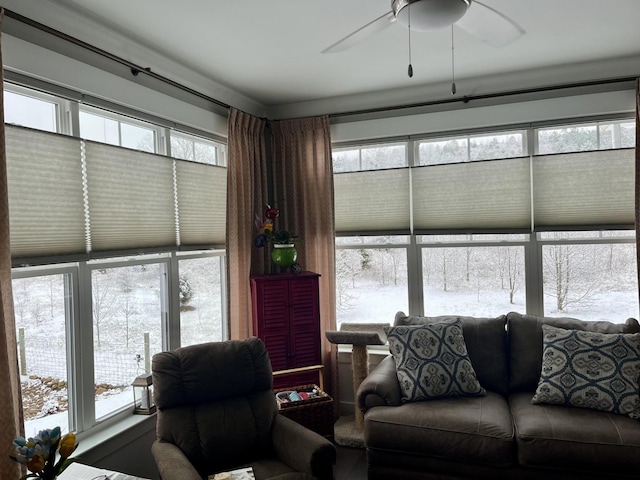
[[0, 9, 25, 478], [226, 108, 268, 339], [271, 115, 337, 397]]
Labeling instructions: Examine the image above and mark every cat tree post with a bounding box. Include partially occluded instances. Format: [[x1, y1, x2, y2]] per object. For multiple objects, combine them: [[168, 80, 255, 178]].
[[325, 323, 388, 447]]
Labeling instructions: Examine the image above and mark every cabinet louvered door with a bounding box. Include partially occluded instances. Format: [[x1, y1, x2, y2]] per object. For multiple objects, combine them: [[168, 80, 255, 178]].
[[289, 276, 321, 368], [250, 272, 321, 389], [252, 279, 289, 372]]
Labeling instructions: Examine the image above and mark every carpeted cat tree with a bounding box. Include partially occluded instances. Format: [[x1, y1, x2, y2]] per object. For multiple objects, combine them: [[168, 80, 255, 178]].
[[326, 323, 389, 448]]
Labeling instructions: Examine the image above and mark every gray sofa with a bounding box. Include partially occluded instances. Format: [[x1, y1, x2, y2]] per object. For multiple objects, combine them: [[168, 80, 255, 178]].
[[357, 311, 640, 479]]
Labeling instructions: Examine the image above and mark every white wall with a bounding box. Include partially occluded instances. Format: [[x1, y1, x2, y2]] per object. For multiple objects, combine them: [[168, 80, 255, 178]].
[[331, 88, 636, 143]]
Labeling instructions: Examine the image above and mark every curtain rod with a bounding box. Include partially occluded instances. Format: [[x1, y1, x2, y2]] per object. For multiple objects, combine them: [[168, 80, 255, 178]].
[[2, 8, 232, 112], [330, 76, 638, 120]]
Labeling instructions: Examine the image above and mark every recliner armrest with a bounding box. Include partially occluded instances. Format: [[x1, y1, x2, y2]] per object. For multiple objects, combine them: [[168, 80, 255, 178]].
[[271, 414, 336, 480], [152, 439, 201, 480], [357, 354, 401, 412]]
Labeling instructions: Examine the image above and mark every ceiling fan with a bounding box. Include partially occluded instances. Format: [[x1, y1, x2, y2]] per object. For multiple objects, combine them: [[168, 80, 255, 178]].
[[322, 0, 525, 54], [322, 0, 524, 94]]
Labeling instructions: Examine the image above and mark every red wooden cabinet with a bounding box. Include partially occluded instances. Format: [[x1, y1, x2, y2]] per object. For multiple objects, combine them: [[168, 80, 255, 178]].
[[250, 272, 321, 389]]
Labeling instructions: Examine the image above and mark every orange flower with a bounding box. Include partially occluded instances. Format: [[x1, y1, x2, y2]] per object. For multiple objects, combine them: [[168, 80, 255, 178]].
[[59, 433, 77, 458], [27, 453, 45, 473]]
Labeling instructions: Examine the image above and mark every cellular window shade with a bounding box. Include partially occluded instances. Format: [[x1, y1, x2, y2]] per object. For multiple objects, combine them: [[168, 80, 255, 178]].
[[412, 157, 531, 231], [533, 149, 635, 228], [84, 141, 176, 252], [175, 160, 226, 246], [6, 125, 86, 259], [334, 168, 411, 234]]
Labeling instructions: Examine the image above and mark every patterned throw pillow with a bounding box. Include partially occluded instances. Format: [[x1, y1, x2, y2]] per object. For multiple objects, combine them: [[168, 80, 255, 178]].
[[386, 321, 486, 403], [532, 324, 640, 419]]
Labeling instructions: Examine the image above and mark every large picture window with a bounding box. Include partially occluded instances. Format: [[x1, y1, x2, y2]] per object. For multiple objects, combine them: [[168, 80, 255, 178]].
[[334, 118, 637, 327]]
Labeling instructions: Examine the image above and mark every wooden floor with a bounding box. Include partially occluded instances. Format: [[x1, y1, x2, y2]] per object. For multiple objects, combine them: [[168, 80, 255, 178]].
[[334, 445, 367, 480]]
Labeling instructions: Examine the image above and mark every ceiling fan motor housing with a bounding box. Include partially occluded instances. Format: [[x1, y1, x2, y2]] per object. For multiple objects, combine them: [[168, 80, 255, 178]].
[[393, 0, 471, 31]]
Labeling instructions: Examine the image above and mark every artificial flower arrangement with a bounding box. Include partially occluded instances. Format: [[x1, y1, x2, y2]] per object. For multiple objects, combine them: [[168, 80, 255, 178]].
[[254, 205, 302, 247], [10, 427, 77, 480]]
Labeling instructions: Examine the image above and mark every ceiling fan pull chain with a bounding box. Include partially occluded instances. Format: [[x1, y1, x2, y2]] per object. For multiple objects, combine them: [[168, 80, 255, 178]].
[[407, 3, 413, 78], [451, 26, 457, 95]]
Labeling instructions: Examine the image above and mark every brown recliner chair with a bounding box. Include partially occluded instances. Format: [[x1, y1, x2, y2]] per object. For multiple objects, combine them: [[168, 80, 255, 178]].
[[151, 337, 336, 480]]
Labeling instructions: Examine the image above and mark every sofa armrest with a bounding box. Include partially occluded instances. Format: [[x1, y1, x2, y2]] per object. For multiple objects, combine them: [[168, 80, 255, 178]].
[[152, 439, 201, 480], [357, 355, 401, 412], [271, 413, 336, 480]]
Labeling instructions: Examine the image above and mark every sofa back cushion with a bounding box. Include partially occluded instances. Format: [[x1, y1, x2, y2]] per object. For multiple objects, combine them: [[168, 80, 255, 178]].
[[507, 312, 640, 392], [394, 312, 509, 395]]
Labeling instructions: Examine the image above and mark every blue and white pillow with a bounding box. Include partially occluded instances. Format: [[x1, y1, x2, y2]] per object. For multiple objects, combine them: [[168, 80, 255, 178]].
[[386, 320, 485, 403], [532, 324, 640, 419]]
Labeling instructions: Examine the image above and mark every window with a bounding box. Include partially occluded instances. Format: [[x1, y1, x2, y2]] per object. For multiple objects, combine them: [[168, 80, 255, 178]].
[[13, 271, 71, 437], [417, 130, 526, 166], [420, 235, 526, 317], [540, 231, 638, 321], [4, 88, 60, 132], [79, 106, 159, 153], [12, 251, 226, 436], [4, 82, 229, 436], [90, 260, 165, 420], [171, 131, 226, 166], [178, 254, 226, 346], [332, 142, 406, 173], [335, 237, 409, 329], [334, 117, 637, 326], [537, 119, 635, 154]]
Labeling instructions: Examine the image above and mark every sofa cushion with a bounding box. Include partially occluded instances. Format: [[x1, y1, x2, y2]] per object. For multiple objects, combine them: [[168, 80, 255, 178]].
[[510, 391, 640, 476], [394, 312, 509, 395], [387, 321, 485, 402], [365, 392, 515, 467], [532, 325, 640, 419], [507, 312, 640, 392]]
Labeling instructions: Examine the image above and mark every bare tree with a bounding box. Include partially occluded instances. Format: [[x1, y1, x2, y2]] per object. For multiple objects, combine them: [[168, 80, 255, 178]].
[[497, 247, 522, 304], [543, 244, 597, 312], [118, 271, 139, 349], [92, 272, 118, 348], [335, 250, 358, 312]]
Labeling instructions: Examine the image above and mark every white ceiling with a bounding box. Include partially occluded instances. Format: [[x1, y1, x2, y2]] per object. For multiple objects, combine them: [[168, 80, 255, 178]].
[[4, 0, 640, 119]]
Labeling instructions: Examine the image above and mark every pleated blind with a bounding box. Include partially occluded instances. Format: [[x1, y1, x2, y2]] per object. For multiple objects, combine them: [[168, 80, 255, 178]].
[[532, 148, 635, 228], [412, 158, 532, 231], [6, 126, 86, 258], [84, 142, 177, 252], [175, 160, 227, 245], [6, 125, 227, 261], [334, 148, 634, 235], [334, 168, 411, 234]]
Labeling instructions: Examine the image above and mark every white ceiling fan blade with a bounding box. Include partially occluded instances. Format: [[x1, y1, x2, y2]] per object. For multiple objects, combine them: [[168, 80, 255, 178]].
[[322, 10, 395, 54], [455, 0, 525, 47]]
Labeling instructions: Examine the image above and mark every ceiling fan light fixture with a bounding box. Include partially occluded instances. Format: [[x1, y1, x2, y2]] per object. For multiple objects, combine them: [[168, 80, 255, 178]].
[[393, 0, 471, 31]]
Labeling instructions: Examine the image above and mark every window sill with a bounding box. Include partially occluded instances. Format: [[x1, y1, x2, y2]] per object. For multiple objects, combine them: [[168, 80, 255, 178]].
[[74, 413, 156, 462]]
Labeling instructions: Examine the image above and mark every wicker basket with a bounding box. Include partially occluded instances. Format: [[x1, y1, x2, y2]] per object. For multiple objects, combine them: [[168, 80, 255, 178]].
[[275, 384, 334, 437]]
